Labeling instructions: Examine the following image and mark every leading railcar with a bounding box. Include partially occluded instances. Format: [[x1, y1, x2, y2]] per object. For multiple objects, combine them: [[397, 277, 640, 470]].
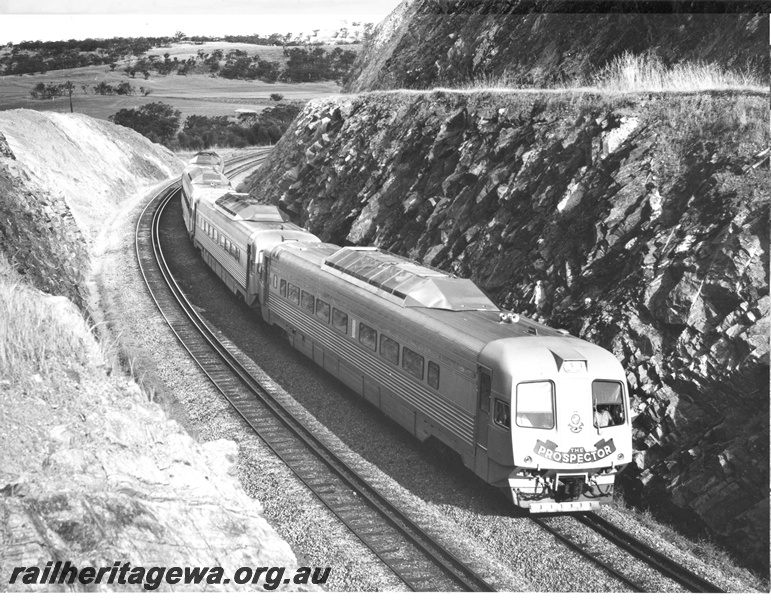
[[180, 152, 632, 512]]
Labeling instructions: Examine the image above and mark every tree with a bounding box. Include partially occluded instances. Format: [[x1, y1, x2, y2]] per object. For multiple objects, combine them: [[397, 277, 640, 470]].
[[109, 102, 181, 146], [93, 82, 115, 95], [115, 81, 135, 95]]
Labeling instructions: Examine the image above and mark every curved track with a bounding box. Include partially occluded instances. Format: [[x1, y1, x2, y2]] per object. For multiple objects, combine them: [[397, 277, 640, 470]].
[[577, 513, 724, 593], [136, 154, 497, 592]]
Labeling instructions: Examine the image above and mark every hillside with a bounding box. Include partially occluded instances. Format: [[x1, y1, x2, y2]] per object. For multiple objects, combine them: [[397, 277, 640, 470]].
[[345, 1, 768, 91], [243, 90, 770, 574], [0, 111, 313, 591]]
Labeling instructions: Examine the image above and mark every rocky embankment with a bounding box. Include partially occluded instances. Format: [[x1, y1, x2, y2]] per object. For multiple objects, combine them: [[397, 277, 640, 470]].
[[346, 0, 768, 91], [0, 110, 312, 591], [244, 91, 769, 574]]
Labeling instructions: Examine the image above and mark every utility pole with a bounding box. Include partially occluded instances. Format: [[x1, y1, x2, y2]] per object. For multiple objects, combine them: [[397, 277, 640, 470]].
[[66, 80, 73, 113]]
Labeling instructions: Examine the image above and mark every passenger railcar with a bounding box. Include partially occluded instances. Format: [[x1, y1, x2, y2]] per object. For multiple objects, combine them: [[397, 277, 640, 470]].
[[180, 158, 633, 512], [261, 243, 631, 512], [190, 191, 320, 304], [180, 152, 232, 235]]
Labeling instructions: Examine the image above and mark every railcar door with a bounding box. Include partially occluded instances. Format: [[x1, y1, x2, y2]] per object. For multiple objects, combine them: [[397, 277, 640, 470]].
[[259, 255, 272, 321], [474, 366, 493, 475]]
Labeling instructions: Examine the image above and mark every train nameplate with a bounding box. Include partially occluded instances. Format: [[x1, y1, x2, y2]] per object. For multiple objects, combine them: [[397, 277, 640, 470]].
[[534, 439, 616, 464]]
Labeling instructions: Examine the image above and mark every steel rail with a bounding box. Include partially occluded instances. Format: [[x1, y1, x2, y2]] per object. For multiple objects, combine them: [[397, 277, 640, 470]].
[[530, 516, 647, 592], [577, 513, 725, 593]]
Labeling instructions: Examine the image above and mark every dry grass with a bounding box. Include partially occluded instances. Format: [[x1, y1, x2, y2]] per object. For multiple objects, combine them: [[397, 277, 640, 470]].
[[441, 52, 766, 94], [591, 51, 765, 93], [0, 254, 93, 381]]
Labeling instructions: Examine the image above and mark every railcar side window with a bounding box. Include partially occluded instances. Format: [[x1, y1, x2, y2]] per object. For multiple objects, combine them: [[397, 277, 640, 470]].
[[592, 381, 625, 427], [379, 335, 399, 365], [279, 279, 287, 297], [272, 275, 278, 288], [287, 283, 300, 304], [427, 361, 440, 389], [516, 381, 555, 429], [316, 299, 330, 323], [402, 347, 424, 380], [301, 291, 315, 313], [359, 323, 377, 351], [332, 308, 348, 334], [493, 398, 510, 429]]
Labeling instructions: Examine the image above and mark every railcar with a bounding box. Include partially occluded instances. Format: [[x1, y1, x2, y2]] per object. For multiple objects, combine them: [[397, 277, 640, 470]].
[[179, 162, 633, 512], [260, 243, 632, 512], [190, 191, 320, 304], [180, 152, 232, 235]]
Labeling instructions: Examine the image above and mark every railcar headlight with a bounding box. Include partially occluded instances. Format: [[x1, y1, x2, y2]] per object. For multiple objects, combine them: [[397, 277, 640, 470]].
[[617, 453, 624, 461], [562, 360, 585, 374], [523, 456, 532, 463]]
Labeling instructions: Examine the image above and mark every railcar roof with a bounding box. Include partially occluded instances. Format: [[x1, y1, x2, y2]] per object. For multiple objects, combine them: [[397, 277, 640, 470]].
[[321, 246, 499, 311], [215, 193, 289, 222], [185, 166, 230, 187], [273, 243, 498, 312], [413, 306, 559, 342], [188, 151, 224, 171]]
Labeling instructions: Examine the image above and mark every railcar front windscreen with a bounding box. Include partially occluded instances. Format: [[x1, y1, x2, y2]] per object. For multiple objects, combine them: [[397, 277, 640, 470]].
[[516, 381, 555, 429]]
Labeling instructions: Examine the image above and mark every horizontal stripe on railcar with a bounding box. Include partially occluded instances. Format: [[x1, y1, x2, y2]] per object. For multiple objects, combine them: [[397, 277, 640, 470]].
[[269, 295, 475, 447]]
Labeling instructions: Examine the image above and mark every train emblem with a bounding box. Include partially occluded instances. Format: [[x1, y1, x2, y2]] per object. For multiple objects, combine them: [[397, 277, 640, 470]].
[[569, 412, 583, 433]]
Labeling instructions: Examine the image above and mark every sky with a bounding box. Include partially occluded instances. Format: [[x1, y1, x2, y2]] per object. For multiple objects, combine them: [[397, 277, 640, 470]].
[[0, 0, 404, 43]]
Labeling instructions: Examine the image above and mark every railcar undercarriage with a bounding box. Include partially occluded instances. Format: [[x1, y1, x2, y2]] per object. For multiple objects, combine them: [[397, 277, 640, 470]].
[[505, 467, 619, 513]]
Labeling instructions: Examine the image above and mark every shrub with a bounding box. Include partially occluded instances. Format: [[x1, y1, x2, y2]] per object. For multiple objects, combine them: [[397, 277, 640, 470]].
[[176, 103, 302, 150], [109, 102, 181, 146]]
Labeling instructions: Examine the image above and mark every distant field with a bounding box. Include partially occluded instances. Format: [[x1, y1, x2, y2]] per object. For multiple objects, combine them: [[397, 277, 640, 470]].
[[0, 42, 356, 122]]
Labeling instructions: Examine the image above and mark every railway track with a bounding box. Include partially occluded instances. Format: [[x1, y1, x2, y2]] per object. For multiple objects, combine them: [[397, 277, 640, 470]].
[[136, 156, 497, 592], [577, 513, 725, 593], [224, 148, 272, 177], [532, 513, 725, 593]]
